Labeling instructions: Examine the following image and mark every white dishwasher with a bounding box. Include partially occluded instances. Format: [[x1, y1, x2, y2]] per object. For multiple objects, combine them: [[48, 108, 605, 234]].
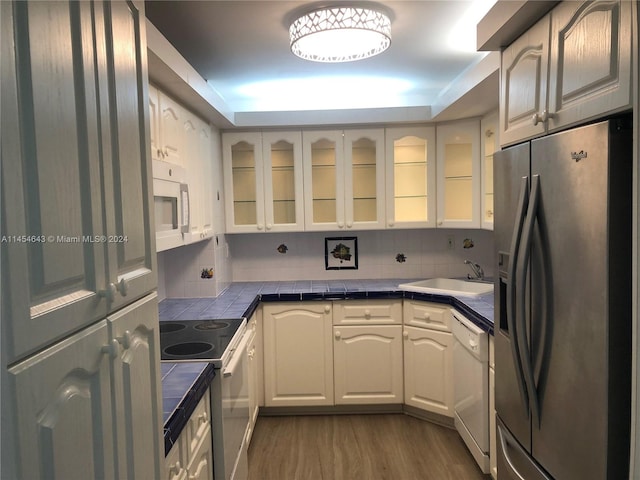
[[452, 309, 489, 474]]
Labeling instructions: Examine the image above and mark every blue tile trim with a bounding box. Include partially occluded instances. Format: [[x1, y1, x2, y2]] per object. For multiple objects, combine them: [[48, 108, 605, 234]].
[[163, 363, 216, 455]]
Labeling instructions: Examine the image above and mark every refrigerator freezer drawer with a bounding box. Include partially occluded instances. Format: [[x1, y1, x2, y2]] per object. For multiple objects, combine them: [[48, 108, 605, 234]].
[[497, 417, 552, 480]]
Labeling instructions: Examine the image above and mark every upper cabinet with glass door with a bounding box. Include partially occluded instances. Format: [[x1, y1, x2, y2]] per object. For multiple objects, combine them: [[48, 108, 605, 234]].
[[436, 119, 481, 229], [481, 112, 498, 230], [302, 129, 385, 231], [222, 131, 304, 233], [385, 127, 436, 229]]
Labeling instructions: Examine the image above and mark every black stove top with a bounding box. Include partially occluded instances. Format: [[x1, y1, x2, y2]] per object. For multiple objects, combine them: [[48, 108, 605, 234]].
[[160, 318, 245, 364]]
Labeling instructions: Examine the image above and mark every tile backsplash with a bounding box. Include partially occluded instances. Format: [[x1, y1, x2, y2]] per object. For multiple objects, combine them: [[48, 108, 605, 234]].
[[228, 228, 495, 282]]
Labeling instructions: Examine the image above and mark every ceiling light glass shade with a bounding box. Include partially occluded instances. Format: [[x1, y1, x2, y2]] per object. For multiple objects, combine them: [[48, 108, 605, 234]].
[[289, 6, 391, 63]]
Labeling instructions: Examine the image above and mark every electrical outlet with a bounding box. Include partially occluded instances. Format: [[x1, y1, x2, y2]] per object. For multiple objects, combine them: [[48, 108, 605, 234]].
[[447, 236, 455, 250]]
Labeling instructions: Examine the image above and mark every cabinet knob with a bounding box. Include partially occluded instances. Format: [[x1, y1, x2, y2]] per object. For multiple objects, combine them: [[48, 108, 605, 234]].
[[423, 313, 431, 322], [99, 283, 117, 302], [324, 305, 331, 314], [337, 221, 344, 228], [116, 278, 129, 297], [198, 411, 208, 424], [101, 338, 120, 358], [532, 110, 549, 126], [437, 220, 443, 226], [346, 221, 353, 228], [403, 331, 409, 339], [364, 309, 371, 318], [486, 210, 493, 217], [388, 219, 394, 227], [116, 330, 132, 350], [335, 331, 341, 340], [266, 223, 273, 230], [257, 224, 264, 231]]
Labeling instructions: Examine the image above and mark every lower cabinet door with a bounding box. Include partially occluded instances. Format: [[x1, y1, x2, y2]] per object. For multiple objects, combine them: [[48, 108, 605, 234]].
[[334, 325, 403, 404], [7, 321, 117, 480], [263, 302, 334, 407], [403, 325, 454, 416]]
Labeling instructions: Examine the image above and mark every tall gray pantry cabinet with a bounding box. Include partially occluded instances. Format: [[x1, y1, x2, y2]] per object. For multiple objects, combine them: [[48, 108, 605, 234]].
[[1, 1, 163, 479]]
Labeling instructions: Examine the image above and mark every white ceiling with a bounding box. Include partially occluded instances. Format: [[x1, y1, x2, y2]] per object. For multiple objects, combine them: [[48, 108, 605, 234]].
[[145, 0, 498, 125]]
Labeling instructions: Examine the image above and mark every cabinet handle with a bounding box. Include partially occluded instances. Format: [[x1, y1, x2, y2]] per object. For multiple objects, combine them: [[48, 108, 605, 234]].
[[266, 223, 273, 230], [388, 219, 394, 227], [198, 411, 208, 424], [437, 220, 443, 226], [364, 309, 371, 318], [101, 338, 120, 358], [324, 305, 331, 314], [346, 221, 353, 228], [486, 210, 493, 217], [164, 148, 169, 157], [169, 462, 183, 476], [116, 278, 129, 297], [335, 331, 341, 340], [337, 221, 344, 228], [99, 283, 117, 302], [423, 313, 431, 322], [116, 330, 132, 350], [257, 224, 264, 231], [403, 331, 409, 339], [532, 110, 549, 126]]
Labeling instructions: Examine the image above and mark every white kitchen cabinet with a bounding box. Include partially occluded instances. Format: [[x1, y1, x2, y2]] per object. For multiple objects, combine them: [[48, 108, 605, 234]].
[[149, 84, 162, 163], [403, 301, 455, 417], [223, 131, 304, 232], [8, 293, 163, 480], [334, 325, 404, 404], [333, 300, 403, 405], [184, 112, 214, 243], [2, 0, 156, 363], [385, 126, 437, 228], [500, 0, 632, 146], [157, 89, 185, 167], [403, 325, 454, 417], [436, 119, 481, 229], [303, 129, 385, 231], [263, 302, 334, 407], [1, 1, 161, 478], [164, 389, 213, 480], [481, 111, 498, 230]]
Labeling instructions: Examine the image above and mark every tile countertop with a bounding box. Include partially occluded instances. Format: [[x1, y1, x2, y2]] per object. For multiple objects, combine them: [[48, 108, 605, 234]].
[[160, 278, 494, 455]]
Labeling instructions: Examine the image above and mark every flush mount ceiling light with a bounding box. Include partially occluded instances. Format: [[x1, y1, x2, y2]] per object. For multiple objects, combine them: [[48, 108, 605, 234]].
[[289, 5, 391, 63]]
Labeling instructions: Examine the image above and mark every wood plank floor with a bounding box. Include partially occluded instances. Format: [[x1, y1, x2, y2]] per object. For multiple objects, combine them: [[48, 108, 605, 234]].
[[248, 414, 491, 480]]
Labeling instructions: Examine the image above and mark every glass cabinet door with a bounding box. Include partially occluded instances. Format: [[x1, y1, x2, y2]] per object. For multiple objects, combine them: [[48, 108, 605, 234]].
[[344, 129, 385, 230], [385, 126, 436, 228], [222, 132, 265, 232], [481, 112, 498, 230], [262, 131, 303, 232], [302, 131, 345, 231], [436, 119, 481, 228]]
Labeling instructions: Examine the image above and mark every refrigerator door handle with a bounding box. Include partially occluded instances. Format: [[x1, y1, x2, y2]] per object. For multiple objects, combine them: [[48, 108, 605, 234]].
[[516, 174, 542, 427], [507, 176, 530, 415]]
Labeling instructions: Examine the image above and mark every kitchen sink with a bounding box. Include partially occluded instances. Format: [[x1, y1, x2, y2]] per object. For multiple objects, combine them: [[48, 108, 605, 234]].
[[399, 278, 493, 298]]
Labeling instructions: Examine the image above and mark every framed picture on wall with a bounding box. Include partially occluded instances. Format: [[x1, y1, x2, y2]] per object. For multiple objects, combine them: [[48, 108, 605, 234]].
[[325, 237, 358, 270]]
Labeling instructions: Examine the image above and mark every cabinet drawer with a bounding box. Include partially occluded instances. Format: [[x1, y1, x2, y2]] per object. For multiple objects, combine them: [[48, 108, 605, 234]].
[[184, 390, 211, 465], [403, 300, 451, 331], [333, 299, 402, 325]]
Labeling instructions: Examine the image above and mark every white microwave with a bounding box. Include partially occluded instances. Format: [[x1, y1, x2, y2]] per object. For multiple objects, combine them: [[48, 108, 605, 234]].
[[153, 161, 189, 252]]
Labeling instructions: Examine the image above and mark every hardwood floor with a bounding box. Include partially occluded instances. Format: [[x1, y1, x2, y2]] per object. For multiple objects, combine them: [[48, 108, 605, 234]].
[[248, 414, 490, 480]]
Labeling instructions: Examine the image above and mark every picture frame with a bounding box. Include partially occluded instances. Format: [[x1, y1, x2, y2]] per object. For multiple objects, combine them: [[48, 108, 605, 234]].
[[325, 237, 358, 270]]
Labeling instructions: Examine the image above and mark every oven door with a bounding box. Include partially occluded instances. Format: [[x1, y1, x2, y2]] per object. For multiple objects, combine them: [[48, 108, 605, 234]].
[[220, 333, 250, 480]]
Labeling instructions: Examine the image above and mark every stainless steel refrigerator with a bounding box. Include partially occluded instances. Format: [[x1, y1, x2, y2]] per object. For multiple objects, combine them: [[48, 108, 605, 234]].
[[494, 116, 632, 480]]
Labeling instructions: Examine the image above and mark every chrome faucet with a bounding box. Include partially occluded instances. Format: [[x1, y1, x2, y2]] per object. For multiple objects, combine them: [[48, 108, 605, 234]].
[[464, 260, 484, 281]]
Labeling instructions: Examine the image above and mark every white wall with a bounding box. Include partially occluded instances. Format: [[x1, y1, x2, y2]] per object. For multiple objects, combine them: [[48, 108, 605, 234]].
[[228, 228, 494, 282]]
